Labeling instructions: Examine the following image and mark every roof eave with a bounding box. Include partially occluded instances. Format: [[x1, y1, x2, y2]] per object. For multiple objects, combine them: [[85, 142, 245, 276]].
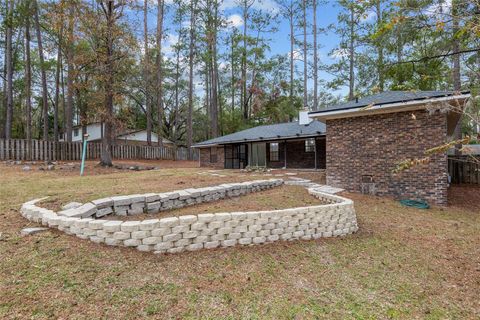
[[192, 132, 326, 148], [309, 94, 471, 121]]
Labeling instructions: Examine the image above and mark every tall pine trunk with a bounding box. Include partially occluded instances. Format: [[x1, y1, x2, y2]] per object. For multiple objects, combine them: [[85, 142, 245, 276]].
[[452, 0, 462, 154], [302, 0, 307, 109], [65, 4, 74, 142], [53, 1, 65, 142], [312, 0, 318, 111], [187, 0, 195, 159], [4, 0, 14, 139], [144, 0, 152, 145], [348, 4, 355, 101], [100, 0, 118, 167], [241, 0, 249, 121], [376, 0, 384, 92], [289, 5, 294, 102], [25, 0, 33, 158], [156, 0, 165, 148], [34, 0, 50, 142]]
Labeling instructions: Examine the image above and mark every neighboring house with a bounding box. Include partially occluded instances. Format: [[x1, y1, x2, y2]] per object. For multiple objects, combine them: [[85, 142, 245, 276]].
[[193, 114, 326, 169], [309, 90, 470, 206], [60, 123, 173, 146]]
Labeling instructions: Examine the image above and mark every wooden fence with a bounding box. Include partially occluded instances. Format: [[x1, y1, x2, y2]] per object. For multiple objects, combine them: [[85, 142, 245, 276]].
[[0, 139, 198, 162], [448, 156, 480, 185]]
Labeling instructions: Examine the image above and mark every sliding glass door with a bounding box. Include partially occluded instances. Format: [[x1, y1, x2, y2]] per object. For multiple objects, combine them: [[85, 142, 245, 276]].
[[248, 143, 267, 167]]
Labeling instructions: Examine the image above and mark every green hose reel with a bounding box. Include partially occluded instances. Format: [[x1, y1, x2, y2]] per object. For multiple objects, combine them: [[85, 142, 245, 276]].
[[399, 199, 430, 209]]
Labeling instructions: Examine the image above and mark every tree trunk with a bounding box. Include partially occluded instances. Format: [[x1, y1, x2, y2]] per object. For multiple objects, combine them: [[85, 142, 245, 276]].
[[348, 4, 355, 101], [302, 0, 307, 109], [173, 22, 183, 143], [376, 0, 384, 92], [241, 0, 248, 120], [289, 6, 294, 102], [452, 0, 462, 154], [156, 0, 165, 148], [144, 0, 152, 145], [100, 0, 117, 167], [53, 1, 65, 142], [187, 0, 195, 159], [211, 0, 219, 138], [25, 0, 33, 158], [312, 0, 318, 111], [65, 4, 74, 142], [4, 0, 14, 139], [230, 33, 235, 113], [34, 0, 50, 142]]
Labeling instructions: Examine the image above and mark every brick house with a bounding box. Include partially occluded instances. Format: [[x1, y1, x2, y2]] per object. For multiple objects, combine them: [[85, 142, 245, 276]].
[[194, 116, 326, 169], [309, 91, 470, 206]]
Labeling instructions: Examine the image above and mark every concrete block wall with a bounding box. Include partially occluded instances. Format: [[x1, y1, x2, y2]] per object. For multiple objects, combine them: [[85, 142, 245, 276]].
[[56, 180, 282, 218], [20, 181, 358, 255]]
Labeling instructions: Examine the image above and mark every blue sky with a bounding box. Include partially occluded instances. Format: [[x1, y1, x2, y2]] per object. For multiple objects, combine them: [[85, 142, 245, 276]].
[[136, 0, 351, 97]]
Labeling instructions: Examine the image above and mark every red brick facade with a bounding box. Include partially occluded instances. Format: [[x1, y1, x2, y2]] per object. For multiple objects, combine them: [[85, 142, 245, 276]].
[[199, 147, 225, 168], [199, 138, 326, 170], [267, 138, 326, 169], [326, 110, 448, 206]]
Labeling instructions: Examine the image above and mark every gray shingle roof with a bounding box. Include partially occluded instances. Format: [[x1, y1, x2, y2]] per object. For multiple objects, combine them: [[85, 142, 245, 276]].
[[194, 120, 326, 147], [309, 90, 459, 115]]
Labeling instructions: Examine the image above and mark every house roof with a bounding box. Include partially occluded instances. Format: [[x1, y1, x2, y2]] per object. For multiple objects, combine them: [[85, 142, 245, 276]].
[[309, 90, 471, 122], [193, 120, 326, 147], [310, 91, 464, 114]]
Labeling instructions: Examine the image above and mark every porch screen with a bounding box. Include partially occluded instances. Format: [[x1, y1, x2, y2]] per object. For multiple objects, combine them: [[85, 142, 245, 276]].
[[249, 143, 267, 167]]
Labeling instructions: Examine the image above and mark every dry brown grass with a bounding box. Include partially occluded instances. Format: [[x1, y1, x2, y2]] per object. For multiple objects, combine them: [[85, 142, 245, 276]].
[[0, 161, 478, 319]]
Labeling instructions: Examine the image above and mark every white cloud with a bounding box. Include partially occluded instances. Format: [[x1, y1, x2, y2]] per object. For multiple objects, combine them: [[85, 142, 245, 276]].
[[227, 14, 244, 27], [221, 0, 280, 14], [361, 10, 376, 23], [330, 48, 349, 59], [425, 0, 451, 16]]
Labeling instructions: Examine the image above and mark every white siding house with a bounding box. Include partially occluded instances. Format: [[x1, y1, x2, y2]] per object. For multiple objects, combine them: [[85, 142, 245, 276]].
[[61, 123, 173, 146]]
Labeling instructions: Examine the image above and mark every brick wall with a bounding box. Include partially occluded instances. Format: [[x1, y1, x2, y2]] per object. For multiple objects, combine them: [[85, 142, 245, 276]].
[[326, 110, 448, 205], [199, 147, 225, 168], [266, 138, 326, 169]]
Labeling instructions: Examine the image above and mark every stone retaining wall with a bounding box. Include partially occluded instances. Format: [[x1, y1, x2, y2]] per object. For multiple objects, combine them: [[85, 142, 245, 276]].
[[57, 179, 283, 218], [20, 180, 358, 254]]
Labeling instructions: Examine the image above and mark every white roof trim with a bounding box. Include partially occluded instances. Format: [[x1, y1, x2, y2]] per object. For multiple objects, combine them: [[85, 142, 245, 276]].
[[310, 94, 471, 121]]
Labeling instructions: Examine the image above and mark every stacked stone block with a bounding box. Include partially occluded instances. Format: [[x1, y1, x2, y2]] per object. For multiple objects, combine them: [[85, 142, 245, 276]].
[[56, 179, 283, 219], [20, 181, 358, 255]]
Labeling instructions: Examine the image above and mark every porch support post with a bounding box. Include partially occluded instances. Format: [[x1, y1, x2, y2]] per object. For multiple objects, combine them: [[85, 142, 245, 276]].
[[284, 140, 287, 169], [314, 138, 317, 170]]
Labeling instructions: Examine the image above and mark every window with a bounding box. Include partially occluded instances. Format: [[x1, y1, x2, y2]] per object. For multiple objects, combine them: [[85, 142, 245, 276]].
[[74, 128, 79, 137], [305, 138, 315, 152], [269, 142, 279, 161], [210, 148, 217, 163]]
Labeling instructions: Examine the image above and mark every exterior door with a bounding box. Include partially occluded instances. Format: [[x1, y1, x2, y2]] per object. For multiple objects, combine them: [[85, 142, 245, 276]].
[[249, 143, 267, 167]]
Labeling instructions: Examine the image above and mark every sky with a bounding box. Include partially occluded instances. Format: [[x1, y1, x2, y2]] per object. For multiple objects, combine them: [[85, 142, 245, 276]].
[[132, 0, 351, 98]]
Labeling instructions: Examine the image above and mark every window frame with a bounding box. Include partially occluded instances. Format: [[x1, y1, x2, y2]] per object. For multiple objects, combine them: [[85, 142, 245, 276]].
[[210, 148, 218, 163], [305, 138, 315, 153], [269, 142, 279, 161]]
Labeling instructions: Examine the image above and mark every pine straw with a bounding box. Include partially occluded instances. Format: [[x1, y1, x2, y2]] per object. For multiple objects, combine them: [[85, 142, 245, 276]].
[[0, 163, 478, 319]]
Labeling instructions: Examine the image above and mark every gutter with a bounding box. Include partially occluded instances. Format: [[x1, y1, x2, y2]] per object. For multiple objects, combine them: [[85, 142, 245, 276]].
[[192, 132, 326, 148], [309, 93, 471, 120]]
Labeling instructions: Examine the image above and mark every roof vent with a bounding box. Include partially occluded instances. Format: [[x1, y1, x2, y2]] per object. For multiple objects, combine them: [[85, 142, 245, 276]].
[[355, 97, 359, 103]]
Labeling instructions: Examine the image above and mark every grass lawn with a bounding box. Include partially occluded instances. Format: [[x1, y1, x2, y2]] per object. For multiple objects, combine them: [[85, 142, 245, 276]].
[[0, 161, 479, 319]]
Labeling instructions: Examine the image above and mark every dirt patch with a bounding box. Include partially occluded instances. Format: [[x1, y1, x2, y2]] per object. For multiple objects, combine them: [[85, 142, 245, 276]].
[[103, 185, 324, 221], [448, 184, 480, 212], [1, 164, 478, 319]]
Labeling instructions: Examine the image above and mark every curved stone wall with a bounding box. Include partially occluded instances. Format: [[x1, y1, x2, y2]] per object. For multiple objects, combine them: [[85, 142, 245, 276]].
[[20, 179, 358, 254]]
